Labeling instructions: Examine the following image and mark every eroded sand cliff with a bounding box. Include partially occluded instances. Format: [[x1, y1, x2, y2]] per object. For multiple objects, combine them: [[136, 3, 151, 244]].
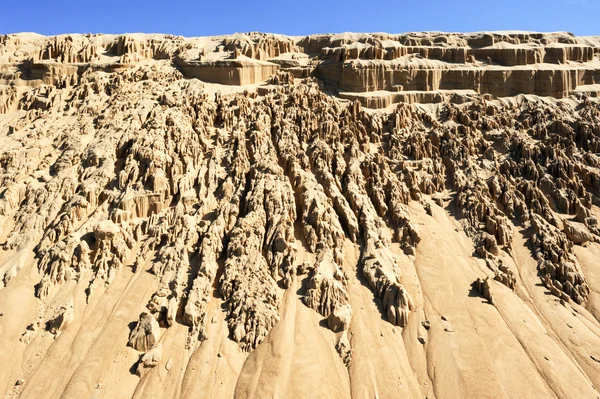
[[0, 31, 600, 398]]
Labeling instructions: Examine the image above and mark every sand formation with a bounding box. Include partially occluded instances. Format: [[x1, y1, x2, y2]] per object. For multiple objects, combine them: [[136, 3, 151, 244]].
[[0, 31, 600, 398]]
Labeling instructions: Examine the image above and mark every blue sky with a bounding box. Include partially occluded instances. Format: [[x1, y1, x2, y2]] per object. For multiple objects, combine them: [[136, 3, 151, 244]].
[[1, 0, 597, 36]]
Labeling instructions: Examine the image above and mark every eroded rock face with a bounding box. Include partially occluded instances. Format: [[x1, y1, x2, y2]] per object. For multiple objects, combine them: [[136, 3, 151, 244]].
[[128, 313, 160, 352], [2, 32, 600, 383], [136, 343, 163, 377], [47, 301, 74, 336], [473, 277, 495, 305], [328, 303, 352, 333]]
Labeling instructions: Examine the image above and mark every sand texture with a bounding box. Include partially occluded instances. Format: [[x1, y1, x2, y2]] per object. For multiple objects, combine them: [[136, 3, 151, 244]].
[[0, 31, 599, 398]]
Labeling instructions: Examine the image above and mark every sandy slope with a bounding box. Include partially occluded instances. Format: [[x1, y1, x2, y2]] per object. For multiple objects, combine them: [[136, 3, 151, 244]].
[[0, 31, 600, 399], [2, 197, 599, 398]]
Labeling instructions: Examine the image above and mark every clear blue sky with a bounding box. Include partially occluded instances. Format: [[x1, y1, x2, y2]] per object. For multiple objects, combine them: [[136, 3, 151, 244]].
[[1, 0, 598, 36]]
